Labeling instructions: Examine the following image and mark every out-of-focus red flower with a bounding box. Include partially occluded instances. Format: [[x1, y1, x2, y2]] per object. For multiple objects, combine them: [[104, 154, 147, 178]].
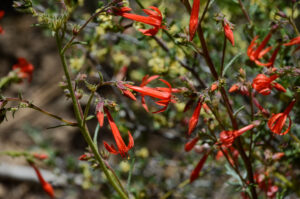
[[228, 83, 249, 95], [247, 32, 278, 67], [284, 36, 300, 46], [229, 84, 239, 93], [272, 152, 285, 160], [0, 10, 4, 35], [254, 173, 278, 199], [0, 10, 4, 19], [252, 74, 286, 95], [12, 58, 34, 82], [115, 6, 165, 36], [189, 0, 201, 41], [219, 123, 258, 147], [184, 136, 199, 152], [268, 99, 295, 135], [33, 153, 49, 160], [103, 108, 134, 158], [124, 76, 173, 113], [78, 154, 88, 161], [284, 36, 300, 53], [187, 99, 202, 136], [210, 82, 218, 92], [223, 22, 234, 46], [190, 153, 208, 183], [215, 146, 239, 166], [30, 163, 55, 198]]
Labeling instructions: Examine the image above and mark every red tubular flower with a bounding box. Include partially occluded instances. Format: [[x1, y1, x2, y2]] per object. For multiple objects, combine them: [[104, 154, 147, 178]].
[[12, 58, 34, 82], [247, 33, 274, 67], [30, 163, 55, 198], [219, 123, 257, 147], [116, 6, 165, 36], [229, 84, 239, 93], [189, 0, 201, 41], [252, 74, 286, 95], [190, 153, 208, 183], [117, 81, 136, 101], [103, 108, 134, 158], [223, 22, 234, 46], [268, 99, 295, 135], [184, 136, 199, 152], [124, 77, 173, 113], [187, 99, 202, 136], [284, 36, 300, 46]]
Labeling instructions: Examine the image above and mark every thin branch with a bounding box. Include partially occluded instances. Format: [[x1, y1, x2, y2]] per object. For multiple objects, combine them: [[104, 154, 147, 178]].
[[238, 0, 251, 24], [4, 97, 77, 126]]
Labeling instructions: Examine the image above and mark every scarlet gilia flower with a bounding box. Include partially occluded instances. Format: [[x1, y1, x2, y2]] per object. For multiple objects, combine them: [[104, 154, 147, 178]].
[[268, 99, 295, 135], [103, 108, 134, 158], [187, 99, 202, 136], [184, 136, 199, 152], [284, 36, 300, 46], [115, 6, 165, 36], [189, 0, 200, 41], [12, 58, 34, 82], [30, 163, 55, 198], [96, 100, 105, 127], [219, 123, 257, 147], [223, 22, 234, 46], [124, 76, 173, 113], [229, 84, 239, 93], [252, 74, 286, 95], [247, 30, 279, 67], [33, 153, 49, 160], [117, 81, 136, 101], [284, 36, 300, 52], [190, 153, 208, 183], [228, 83, 249, 95]]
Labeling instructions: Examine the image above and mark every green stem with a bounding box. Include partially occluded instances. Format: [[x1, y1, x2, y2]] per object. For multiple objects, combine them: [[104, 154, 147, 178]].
[[127, 154, 135, 190], [93, 123, 100, 147], [82, 91, 95, 127], [56, 33, 128, 199]]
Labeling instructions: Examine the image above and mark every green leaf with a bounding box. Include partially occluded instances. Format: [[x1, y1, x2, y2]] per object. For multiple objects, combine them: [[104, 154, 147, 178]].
[[222, 52, 242, 76]]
